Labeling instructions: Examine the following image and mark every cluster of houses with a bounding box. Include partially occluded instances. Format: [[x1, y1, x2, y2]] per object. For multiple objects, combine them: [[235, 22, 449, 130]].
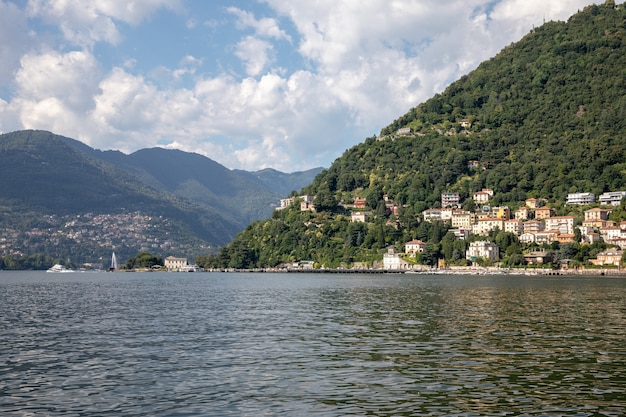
[[279, 189, 626, 269], [400, 189, 626, 268], [419, 190, 626, 246]]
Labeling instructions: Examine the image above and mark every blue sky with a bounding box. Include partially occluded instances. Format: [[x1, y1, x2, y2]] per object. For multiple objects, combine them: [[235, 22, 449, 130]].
[[0, 0, 617, 172]]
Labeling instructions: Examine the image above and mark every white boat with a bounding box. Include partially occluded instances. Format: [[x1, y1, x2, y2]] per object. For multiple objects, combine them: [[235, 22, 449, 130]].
[[46, 264, 74, 273]]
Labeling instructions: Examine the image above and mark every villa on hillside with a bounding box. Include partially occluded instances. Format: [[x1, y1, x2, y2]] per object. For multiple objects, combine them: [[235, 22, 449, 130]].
[[514, 206, 530, 220], [535, 206, 553, 219], [278, 195, 315, 211], [525, 198, 541, 209], [351, 211, 369, 223], [466, 241, 499, 263], [590, 249, 624, 267], [585, 208, 612, 221], [473, 188, 493, 204], [423, 208, 442, 222], [566, 192, 595, 205], [404, 239, 425, 256], [598, 191, 626, 206]]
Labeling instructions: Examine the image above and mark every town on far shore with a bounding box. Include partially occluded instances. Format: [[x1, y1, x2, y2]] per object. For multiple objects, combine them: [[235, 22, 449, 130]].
[[276, 189, 626, 273]]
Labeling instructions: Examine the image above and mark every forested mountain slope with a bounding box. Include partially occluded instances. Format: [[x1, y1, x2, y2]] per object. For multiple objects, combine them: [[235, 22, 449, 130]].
[[0, 130, 240, 246], [305, 1, 626, 211], [206, 2, 626, 269], [0, 130, 320, 264]]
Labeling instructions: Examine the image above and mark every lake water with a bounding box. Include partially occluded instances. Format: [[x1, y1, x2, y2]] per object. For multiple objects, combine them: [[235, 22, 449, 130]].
[[1, 271, 626, 416]]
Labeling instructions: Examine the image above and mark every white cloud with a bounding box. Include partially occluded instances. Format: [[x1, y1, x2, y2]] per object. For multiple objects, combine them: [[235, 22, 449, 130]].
[[26, 0, 182, 47], [261, 0, 600, 140], [234, 36, 274, 77], [0, 0, 618, 172], [227, 7, 291, 41], [16, 51, 101, 110]]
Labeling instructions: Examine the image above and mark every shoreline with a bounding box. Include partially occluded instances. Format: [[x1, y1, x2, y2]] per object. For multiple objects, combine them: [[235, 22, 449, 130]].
[[204, 266, 626, 277]]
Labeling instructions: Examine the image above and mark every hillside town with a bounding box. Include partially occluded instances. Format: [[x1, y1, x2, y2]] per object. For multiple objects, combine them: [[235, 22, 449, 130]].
[[0, 211, 211, 264], [280, 189, 626, 271]]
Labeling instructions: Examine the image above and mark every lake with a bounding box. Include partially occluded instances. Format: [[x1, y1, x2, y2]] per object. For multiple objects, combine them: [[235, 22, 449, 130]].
[[1, 271, 625, 416]]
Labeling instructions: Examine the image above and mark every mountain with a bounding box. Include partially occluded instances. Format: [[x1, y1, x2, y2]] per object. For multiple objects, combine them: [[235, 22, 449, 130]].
[[62, 141, 323, 223], [204, 2, 626, 270], [235, 167, 324, 197], [304, 1, 626, 209], [0, 130, 319, 264], [97, 147, 278, 225]]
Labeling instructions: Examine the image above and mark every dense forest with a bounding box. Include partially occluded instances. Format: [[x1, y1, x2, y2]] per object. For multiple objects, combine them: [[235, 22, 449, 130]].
[[202, 2, 626, 270]]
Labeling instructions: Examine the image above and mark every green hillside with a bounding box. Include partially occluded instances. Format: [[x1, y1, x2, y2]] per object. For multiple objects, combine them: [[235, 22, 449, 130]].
[[0, 130, 241, 260], [204, 2, 626, 270], [0, 130, 318, 266], [309, 1, 626, 209]]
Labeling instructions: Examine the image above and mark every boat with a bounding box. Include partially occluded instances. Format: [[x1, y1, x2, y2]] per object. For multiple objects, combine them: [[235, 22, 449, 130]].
[[46, 264, 74, 273]]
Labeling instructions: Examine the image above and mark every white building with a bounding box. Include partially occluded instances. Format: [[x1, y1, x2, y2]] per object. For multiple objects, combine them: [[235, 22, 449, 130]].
[[383, 248, 403, 270], [466, 241, 499, 262], [451, 210, 473, 228], [523, 220, 545, 233], [473, 188, 494, 204], [165, 256, 188, 271], [441, 192, 460, 208], [504, 220, 522, 235], [351, 211, 369, 223], [519, 233, 536, 244], [278, 195, 315, 210], [422, 208, 442, 222], [514, 206, 530, 220], [598, 191, 626, 206], [566, 192, 595, 205], [535, 231, 557, 245], [450, 228, 471, 240], [472, 218, 505, 236], [441, 208, 455, 221], [544, 216, 575, 235]]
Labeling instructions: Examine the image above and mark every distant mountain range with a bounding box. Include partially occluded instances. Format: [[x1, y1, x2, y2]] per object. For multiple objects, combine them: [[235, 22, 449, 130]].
[[0, 130, 322, 262]]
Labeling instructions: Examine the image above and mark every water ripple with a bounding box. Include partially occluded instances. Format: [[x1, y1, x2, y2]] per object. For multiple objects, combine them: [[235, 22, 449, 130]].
[[1, 272, 625, 416]]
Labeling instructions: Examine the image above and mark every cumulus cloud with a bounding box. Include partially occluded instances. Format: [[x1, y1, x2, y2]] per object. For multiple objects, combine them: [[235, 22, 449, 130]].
[[0, 0, 616, 172], [227, 7, 291, 41], [26, 0, 182, 47], [11, 50, 101, 140], [16, 51, 100, 109], [234, 36, 274, 77]]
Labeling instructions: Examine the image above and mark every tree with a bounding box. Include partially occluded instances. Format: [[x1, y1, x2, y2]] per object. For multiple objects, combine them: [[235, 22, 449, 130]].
[[495, 231, 520, 255], [420, 242, 440, 267], [313, 187, 338, 213], [440, 232, 457, 260], [124, 252, 163, 269]]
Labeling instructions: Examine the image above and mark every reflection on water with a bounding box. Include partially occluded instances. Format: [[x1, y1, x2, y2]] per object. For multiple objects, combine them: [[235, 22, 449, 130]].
[[1, 272, 625, 416]]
